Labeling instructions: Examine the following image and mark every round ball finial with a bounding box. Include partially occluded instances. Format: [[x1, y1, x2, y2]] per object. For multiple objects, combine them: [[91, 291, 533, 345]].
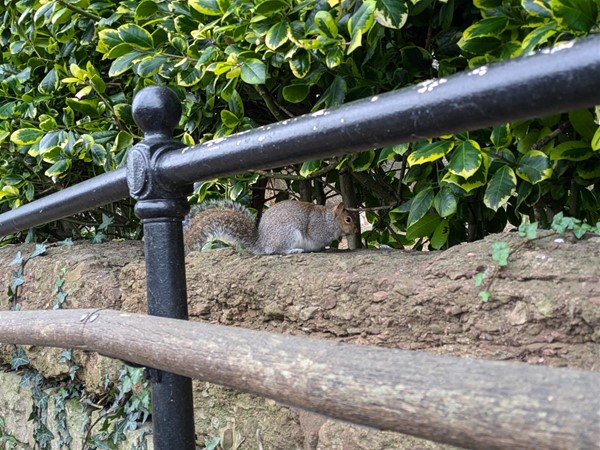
[[132, 85, 182, 139]]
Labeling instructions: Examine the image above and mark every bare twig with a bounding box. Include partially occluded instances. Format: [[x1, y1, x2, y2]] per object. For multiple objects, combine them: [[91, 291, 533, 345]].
[[345, 203, 398, 212], [253, 160, 338, 181], [532, 121, 570, 150], [56, 0, 101, 20], [254, 85, 293, 121], [256, 429, 264, 450]]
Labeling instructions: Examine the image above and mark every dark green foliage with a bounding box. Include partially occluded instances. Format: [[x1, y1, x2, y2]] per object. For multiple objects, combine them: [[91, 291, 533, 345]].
[[8, 347, 150, 449], [0, 415, 19, 449], [0, 0, 598, 248], [86, 365, 151, 448]]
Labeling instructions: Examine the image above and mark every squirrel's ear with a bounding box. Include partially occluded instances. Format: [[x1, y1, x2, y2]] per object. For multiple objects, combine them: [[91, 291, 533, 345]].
[[333, 202, 345, 215]]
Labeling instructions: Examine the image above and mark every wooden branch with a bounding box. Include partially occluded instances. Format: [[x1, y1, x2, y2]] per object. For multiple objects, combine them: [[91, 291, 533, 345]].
[[1, 309, 598, 450], [532, 121, 570, 150]]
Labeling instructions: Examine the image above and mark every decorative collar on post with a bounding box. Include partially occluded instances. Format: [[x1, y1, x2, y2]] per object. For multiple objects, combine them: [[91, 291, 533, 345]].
[[127, 85, 191, 220]]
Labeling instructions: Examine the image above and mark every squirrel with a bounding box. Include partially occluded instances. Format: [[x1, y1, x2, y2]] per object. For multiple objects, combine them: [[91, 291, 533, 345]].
[[183, 200, 358, 255]]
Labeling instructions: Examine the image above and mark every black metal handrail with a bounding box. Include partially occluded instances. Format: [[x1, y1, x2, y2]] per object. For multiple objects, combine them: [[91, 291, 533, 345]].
[[1, 34, 599, 236]]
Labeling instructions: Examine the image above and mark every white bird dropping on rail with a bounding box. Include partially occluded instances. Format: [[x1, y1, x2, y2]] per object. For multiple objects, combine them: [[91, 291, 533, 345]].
[[417, 79, 448, 93], [468, 66, 488, 77]]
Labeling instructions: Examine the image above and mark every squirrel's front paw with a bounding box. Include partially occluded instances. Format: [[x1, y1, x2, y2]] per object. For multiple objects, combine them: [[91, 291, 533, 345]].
[[284, 248, 304, 254]]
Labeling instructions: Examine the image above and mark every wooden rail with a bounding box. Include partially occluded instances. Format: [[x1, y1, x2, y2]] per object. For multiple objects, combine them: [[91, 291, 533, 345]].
[[1, 309, 598, 450]]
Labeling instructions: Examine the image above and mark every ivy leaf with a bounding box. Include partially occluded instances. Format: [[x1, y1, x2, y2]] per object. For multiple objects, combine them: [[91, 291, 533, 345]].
[[11, 267, 24, 290], [474, 271, 486, 287], [11, 347, 29, 370], [407, 186, 434, 227], [240, 59, 266, 85], [447, 140, 482, 178], [30, 243, 47, 258], [484, 166, 517, 211], [491, 241, 510, 267], [10, 251, 23, 266], [518, 222, 538, 240], [205, 436, 221, 450], [516, 150, 552, 184], [408, 140, 454, 166], [479, 291, 491, 302], [34, 423, 54, 447]]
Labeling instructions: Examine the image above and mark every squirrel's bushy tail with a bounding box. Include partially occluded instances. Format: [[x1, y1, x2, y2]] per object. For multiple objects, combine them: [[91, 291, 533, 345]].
[[184, 201, 258, 253]]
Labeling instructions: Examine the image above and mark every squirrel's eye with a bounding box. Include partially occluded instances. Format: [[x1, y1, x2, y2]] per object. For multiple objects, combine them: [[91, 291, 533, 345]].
[[345, 217, 352, 223]]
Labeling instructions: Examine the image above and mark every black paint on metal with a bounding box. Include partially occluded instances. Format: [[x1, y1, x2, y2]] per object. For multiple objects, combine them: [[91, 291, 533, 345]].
[[127, 85, 196, 450], [0, 168, 127, 236], [0, 36, 598, 236]]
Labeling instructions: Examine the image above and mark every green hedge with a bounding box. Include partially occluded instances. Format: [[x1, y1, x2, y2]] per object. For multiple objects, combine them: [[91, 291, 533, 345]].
[[0, 0, 598, 247]]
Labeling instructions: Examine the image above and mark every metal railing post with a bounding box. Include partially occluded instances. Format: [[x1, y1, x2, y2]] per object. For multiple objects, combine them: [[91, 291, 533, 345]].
[[126, 85, 196, 449]]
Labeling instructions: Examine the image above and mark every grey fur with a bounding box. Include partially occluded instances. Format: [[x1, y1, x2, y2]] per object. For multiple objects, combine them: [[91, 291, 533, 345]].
[[184, 200, 357, 255]]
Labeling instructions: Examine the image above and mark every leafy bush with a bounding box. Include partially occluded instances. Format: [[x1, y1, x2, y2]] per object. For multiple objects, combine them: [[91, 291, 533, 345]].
[[0, 0, 598, 247]]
